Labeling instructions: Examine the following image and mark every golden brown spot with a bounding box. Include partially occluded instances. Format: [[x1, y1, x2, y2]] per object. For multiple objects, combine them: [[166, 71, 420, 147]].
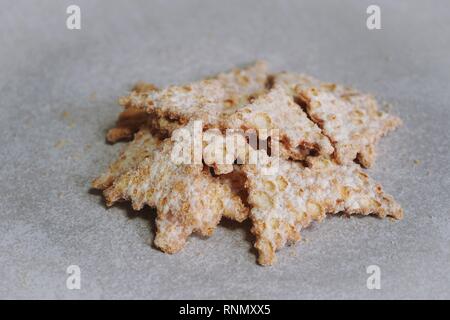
[[358, 171, 369, 180], [182, 85, 192, 92], [271, 219, 280, 229], [307, 201, 322, 220], [237, 75, 250, 86], [375, 185, 383, 194], [340, 186, 351, 199], [295, 212, 305, 224], [352, 118, 364, 125], [252, 112, 272, 129], [276, 176, 289, 192], [252, 191, 274, 210], [371, 199, 382, 208], [224, 99, 236, 108], [327, 114, 337, 121], [173, 181, 186, 193], [321, 83, 337, 91], [263, 180, 277, 193], [133, 82, 158, 93]]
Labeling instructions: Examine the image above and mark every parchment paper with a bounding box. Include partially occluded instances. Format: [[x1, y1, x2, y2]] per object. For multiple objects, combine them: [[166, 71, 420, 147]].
[[0, 0, 449, 299]]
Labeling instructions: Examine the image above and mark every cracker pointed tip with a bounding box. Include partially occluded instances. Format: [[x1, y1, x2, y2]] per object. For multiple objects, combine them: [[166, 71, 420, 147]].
[[391, 207, 404, 220], [91, 176, 112, 190], [91, 178, 100, 189]]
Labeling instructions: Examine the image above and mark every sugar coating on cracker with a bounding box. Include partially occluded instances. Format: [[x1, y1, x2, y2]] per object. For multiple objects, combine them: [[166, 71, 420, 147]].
[[214, 60, 269, 105], [202, 128, 251, 175], [243, 153, 403, 265], [101, 129, 249, 254], [107, 83, 159, 143], [274, 72, 402, 167], [93, 128, 162, 189], [226, 85, 334, 160], [93, 61, 404, 265], [118, 61, 269, 129]]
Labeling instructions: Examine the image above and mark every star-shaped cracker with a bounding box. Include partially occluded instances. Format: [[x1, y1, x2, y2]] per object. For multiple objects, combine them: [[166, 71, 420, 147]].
[[274, 72, 402, 167], [106, 82, 159, 143], [93, 62, 404, 265], [93, 127, 162, 189], [97, 126, 249, 254], [118, 61, 269, 130], [243, 153, 403, 265], [118, 64, 334, 163], [213, 60, 269, 105], [226, 85, 333, 160]]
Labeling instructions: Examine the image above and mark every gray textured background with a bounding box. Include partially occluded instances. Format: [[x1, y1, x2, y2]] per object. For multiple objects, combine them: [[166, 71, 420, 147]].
[[0, 0, 449, 299]]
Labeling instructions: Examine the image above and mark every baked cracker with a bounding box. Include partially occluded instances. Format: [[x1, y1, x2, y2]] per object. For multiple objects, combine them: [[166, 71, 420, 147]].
[[274, 72, 402, 167], [118, 61, 269, 130], [226, 85, 334, 160], [92, 127, 162, 189], [101, 127, 249, 254], [243, 153, 403, 265], [107, 82, 159, 143]]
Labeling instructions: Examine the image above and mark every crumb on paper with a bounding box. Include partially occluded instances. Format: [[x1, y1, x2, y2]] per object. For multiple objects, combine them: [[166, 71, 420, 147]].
[[61, 111, 76, 128], [72, 152, 81, 160], [54, 139, 68, 149], [89, 92, 97, 102], [382, 102, 392, 112], [61, 111, 70, 119]]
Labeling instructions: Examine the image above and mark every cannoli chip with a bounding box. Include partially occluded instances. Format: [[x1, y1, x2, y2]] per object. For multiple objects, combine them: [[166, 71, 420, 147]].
[[226, 85, 334, 160], [92, 128, 161, 189], [106, 107, 150, 143], [119, 61, 269, 129], [101, 127, 249, 253], [107, 83, 159, 143], [214, 60, 269, 104], [243, 154, 403, 265], [93, 63, 404, 265], [274, 72, 402, 167]]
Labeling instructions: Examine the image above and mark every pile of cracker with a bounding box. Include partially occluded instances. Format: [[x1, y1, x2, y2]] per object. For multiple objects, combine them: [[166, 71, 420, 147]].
[[92, 61, 403, 265]]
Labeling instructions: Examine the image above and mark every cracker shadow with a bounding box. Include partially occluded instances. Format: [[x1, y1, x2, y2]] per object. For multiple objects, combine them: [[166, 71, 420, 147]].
[[326, 212, 383, 221], [90, 187, 257, 259], [89, 186, 158, 245], [220, 218, 258, 258]]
